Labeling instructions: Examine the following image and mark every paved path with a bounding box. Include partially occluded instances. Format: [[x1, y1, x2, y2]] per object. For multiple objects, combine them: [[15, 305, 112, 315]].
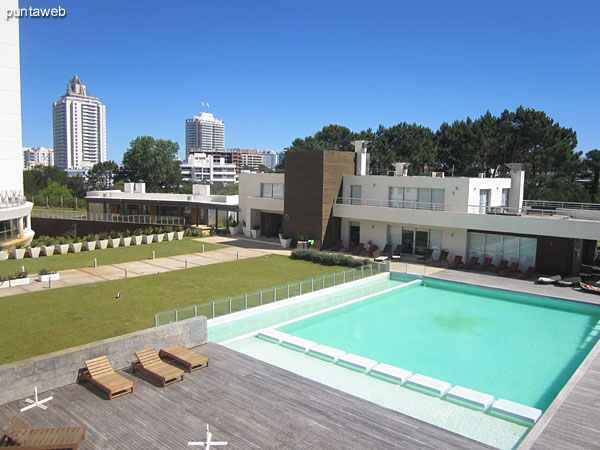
[[0, 236, 291, 298]]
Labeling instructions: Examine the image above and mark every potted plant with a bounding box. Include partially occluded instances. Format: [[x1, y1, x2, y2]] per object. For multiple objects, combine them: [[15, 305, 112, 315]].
[[133, 228, 144, 245], [241, 220, 248, 236], [56, 236, 70, 255], [165, 226, 175, 241], [70, 236, 83, 253], [0, 276, 8, 289], [175, 226, 185, 240], [250, 224, 261, 238], [109, 230, 121, 248], [279, 231, 292, 249], [0, 244, 8, 261], [84, 233, 96, 251], [9, 271, 30, 287], [38, 268, 59, 282], [11, 244, 26, 260], [97, 232, 109, 249], [27, 240, 41, 258], [155, 227, 165, 243], [143, 227, 155, 244], [228, 218, 239, 235], [41, 237, 56, 257], [121, 229, 132, 247], [297, 233, 310, 249]]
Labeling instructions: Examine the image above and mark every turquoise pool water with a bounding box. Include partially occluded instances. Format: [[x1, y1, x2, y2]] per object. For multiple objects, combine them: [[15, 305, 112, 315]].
[[277, 277, 600, 410]]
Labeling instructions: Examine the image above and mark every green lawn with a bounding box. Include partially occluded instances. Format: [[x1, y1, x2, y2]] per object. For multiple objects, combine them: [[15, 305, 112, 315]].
[[0, 238, 223, 275], [0, 255, 350, 364]]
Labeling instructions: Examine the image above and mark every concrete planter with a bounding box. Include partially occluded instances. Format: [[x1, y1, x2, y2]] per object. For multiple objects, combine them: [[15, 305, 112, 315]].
[[11, 248, 26, 260], [133, 235, 143, 245], [144, 234, 155, 244], [57, 244, 70, 255], [84, 241, 96, 251], [42, 245, 55, 256], [97, 239, 108, 250], [250, 228, 261, 238], [166, 232, 174, 241], [242, 226, 248, 236], [9, 277, 30, 287], [175, 231, 184, 240], [280, 237, 292, 249], [38, 273, 59, 282], [27, 247, 41, 258], [155, 233, 165, 243], [109, 238, 121, 248], [229, 226, 240, 235], [70, 242, 82, 253], [0, 250, 8, 261], [0, 279, 8, 289], [122, 237, 132, 247]]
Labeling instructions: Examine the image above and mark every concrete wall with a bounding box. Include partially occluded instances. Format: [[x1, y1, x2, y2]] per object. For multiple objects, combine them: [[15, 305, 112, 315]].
[[0, 316, 207, 405], [239, 173, 285, 235]]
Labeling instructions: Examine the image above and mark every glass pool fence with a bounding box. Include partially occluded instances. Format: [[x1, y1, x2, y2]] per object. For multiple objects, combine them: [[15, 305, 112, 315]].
[[154, 262, 389, 326]]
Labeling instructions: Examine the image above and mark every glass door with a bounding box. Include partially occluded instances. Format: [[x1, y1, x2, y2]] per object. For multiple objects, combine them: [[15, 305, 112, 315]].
[[402, 228, 414, 254], [351, 185, 361, 205], [349, 221, 360, 245], [415, 229, 429, 256], [479, 189, 490, 214]]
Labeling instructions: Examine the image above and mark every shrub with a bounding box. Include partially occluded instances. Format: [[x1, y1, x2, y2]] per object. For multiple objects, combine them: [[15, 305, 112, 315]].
[[122, 229, 132, 237], [252, 224, 260, 230], [290, 249, 368, 267], [98, 232, 109, 240], [134, 228, 144, 236], [84, 233, 95, 242]]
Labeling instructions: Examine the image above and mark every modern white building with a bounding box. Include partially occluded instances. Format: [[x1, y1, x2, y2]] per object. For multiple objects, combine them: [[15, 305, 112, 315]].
[[239, 149, 600, 275], [185, 112, 225, 158], [52, 75, 107, 170], [23, 146, 54, 169], [238, 149, 265, 170], [262, 150, 278, 170], [0, 2, 34, 247], [180, 152, 237, 184]]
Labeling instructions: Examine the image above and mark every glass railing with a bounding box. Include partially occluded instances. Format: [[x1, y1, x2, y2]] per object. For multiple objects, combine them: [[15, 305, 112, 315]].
[[154, 262, 389, 326]]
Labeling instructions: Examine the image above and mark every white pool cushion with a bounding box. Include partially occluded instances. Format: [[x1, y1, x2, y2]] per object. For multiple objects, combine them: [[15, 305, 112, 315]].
[[490, 399, 542, 424], [446, 385, 494, 410], [308, 344, 346, 362], [370, 363, 412, 384], [406, 374, 451, 397], [281, 336, 317, 353], [337, 354, 378, 373], [256, 329, 290, 344]]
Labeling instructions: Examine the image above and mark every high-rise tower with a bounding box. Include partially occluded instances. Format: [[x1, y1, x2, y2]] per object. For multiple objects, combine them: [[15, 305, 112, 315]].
[[53, 75, 106, 170], [185, 112, 225, 158]]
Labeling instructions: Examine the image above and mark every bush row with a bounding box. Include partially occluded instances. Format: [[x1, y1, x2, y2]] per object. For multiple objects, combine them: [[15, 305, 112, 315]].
[[290, 249, 369, 267], [30, 226, 184, 247]]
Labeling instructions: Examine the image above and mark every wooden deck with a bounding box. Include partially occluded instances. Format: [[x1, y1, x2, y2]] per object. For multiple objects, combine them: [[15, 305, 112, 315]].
[[0, 343, 493, 450]]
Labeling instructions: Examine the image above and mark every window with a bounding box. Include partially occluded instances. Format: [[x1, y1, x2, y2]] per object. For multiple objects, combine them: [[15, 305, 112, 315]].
[[260, 183, 284, 198], [501, 188, 510, 211], [351, 185, 361, 205], [404, 188, 417, 208], [388, 187, 403, 206], [467, 232, 537, 270], [431, 189, 445, 210]]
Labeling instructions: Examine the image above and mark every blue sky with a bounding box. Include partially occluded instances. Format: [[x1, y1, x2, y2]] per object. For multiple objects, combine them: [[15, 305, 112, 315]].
[[18, 0, 600, 162]]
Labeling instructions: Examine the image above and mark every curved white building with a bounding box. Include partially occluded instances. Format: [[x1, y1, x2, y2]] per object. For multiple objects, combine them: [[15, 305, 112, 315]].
[[185, 112, 225, 158], [0, 0, 34, 247]]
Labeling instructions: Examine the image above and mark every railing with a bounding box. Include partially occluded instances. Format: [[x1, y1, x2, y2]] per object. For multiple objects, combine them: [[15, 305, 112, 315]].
[[31, 209, 185, 225], [523, 200, 600, 211], [334, 197, 590, 218], [154, 262, 389, 326], [0, 196, 27, 209]]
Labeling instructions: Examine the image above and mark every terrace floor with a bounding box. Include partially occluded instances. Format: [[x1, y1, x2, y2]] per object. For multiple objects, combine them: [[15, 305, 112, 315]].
[[0, 343, 493, 450]]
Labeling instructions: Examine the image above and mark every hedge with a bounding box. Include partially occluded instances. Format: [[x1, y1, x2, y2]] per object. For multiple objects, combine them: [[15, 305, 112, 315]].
[[290, 249, 369, 267]]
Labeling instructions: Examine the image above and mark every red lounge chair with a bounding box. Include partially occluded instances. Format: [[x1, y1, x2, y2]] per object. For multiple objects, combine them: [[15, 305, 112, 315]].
[[491, 260, 509, 273], [448, 255, 462, 269], [344, 241, 355, 253], [366, 244, 378, 257], [499, 262, 519, 276], [331, 240, 343, 252], [475, 257, 493, 271], [516, 266, 536, 279], [463, 257, 479, 269], [353, 243, 365, 255]]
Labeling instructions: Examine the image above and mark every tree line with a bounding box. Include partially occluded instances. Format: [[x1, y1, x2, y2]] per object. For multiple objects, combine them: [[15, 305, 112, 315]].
[[288, 107, 599, 202]]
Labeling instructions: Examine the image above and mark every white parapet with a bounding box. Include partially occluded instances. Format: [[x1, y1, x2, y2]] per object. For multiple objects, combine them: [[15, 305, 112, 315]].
[[308, 344, 346, 362], [256, 329, 290, 344], [446, 385, 494, 411], [406, 374, 452, 397], [281, 336, 318, 353], [370, 363, 412, 384], [337, 354, 378, 373], [490, 399, 542, 424]]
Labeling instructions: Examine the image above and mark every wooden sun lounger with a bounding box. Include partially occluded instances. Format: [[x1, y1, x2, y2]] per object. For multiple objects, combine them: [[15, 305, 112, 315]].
[[1, 415, 85, 449], [159, 344, 210, 372], [82, 355, 133, 400], [132, 348, 184, 387]]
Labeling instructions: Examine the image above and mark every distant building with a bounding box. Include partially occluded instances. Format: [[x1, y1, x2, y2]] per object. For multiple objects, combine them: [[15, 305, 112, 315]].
[[278, 150, 286, 166], [185, 112, 225, 158], [238, 149, 265, 170], [180, 152, 237, 184], [1, 4, 34, 247], [262, 150, 278, 170], [23, 147, 54, 169], [52, 75, 107, 170]]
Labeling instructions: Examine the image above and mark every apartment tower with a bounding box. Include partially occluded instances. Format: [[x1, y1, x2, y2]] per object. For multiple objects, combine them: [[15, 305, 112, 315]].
[[185, 112, 225, 158]]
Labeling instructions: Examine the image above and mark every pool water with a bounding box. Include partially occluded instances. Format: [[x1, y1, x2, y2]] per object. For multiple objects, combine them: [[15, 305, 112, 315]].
[[277, 277, 600, 410]]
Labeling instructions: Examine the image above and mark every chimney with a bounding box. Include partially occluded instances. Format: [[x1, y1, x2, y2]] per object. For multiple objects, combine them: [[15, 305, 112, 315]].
[[352, 140, 370, 176], [393, 162, 409, 176]]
